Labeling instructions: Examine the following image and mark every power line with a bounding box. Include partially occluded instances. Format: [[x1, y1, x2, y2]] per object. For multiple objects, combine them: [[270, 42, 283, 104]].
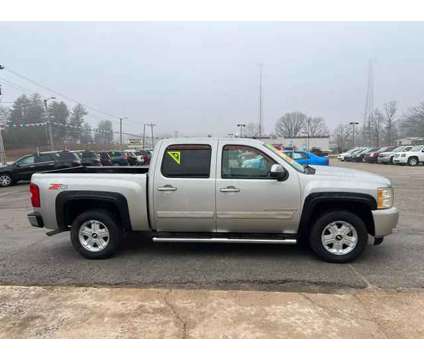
[[3, 65, 126, 122]]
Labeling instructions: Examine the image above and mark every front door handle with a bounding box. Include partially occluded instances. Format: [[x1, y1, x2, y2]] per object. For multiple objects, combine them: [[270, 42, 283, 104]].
[[157, 185, 177, 192], [220, 186, 240, 193]]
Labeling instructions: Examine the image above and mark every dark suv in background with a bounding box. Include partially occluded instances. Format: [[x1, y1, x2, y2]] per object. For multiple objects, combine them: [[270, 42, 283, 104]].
[[72, 150, 102, 166], [0, 150, 81, 187]]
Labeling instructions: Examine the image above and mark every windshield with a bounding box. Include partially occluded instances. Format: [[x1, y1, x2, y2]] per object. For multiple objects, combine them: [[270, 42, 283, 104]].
[[265, 144, 305, 173]]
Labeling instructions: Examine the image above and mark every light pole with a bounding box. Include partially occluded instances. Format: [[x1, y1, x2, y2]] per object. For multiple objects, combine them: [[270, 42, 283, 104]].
[[145, 123, 156, 149], [119, 117, 127, 150], [349, 121, 359, 148], [43, 97, 56, 151], [237, 123, 246, 137]]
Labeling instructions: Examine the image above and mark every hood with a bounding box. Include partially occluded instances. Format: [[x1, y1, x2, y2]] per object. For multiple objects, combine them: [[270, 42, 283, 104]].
[[0, 161, 14, 170], [311, 165, 391, 186]]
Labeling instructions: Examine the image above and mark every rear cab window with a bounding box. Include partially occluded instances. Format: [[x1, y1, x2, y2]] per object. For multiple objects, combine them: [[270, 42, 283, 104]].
[[161, 144, 211, 178]]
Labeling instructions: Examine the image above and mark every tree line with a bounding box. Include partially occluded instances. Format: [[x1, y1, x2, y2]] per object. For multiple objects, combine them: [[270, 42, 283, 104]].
[[0, 93, 114, 149], [333, 99, 424, 152], [274, 112, 329, 138]]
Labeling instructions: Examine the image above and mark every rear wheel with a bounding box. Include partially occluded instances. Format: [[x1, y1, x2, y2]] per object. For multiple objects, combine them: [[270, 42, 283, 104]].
[[0, 174, 13, 187], [71, 210, 122, 259], [408, 157, 418, 166], [309, 211, 368, 263]]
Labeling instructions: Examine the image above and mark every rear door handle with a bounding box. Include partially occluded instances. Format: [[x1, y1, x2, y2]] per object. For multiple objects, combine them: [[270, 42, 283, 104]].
[[220, 186, 240, 193], [157, 185, 177, 192]]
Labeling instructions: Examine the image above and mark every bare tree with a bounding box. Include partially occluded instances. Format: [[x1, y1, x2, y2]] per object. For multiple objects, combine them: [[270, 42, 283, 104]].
[[333, 124, 352, 152], [400, 101, 424, 137], [275, 112, 307, 137], [383, 101, 397, 145], [370, 109, 385, 147], [245, 122, 259, 137], [307, 117, 329, 137]]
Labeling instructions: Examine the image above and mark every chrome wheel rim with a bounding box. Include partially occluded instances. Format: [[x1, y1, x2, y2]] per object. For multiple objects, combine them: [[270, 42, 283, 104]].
[[78, 220, 110, 252], [321, 221, 358, 256], [0, 175, 11, 186], [409, 158, 418, 166]]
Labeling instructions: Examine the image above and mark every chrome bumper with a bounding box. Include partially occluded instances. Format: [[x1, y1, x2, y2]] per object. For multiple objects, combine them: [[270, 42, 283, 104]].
[[27, 212, 44, 228], [372, 207, 399, 237]]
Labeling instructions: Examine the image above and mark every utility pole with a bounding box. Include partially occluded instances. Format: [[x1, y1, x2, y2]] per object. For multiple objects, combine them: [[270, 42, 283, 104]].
[[0, 124, 5, 165], [237, 123, 246, 137], [363, 59, 374, 146], [142, 124, 146, 150], [43, 97, 56, 151], [119, 117, 127, 150], [0, 65, 6, 164], [258, 63, 263, 137], [145, 123, 156, 149], [349, 121, 359, 147]]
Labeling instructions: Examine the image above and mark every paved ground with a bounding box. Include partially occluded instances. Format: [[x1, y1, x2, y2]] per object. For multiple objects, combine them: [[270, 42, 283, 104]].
[[1, 285, 424, 338], [0, 160, 423, 292]]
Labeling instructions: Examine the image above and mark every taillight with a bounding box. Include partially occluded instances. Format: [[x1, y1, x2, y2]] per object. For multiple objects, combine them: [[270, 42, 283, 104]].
[[30, 183, 40, 208]]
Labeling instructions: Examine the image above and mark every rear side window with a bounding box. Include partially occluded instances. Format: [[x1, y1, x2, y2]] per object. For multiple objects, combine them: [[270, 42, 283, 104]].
[[161, 144, 211, 178], [36, 153, 54, 162]]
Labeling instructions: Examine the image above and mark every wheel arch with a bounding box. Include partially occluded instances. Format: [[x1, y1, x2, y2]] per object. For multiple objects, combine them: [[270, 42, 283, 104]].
[[298, 192, 376, 241], [56, 191, 132, 231]]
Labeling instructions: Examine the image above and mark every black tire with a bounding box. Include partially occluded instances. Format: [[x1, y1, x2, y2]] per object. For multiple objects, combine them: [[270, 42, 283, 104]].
[[408, 157, 418, 167], [0, 173, 14, 187], [309, 210, 368, 263], [70, 209, 122, 259]]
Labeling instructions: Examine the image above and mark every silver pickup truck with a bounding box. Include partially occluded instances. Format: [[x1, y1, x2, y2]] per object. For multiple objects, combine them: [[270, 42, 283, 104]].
[[27, 138, 399, 263]]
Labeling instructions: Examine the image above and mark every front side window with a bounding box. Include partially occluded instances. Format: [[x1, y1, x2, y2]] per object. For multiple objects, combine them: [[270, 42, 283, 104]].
[[292, 152, 306, 160], [16, 155, 34, 166], [222, 145, 275, 179], [161, 144, 211, 178]]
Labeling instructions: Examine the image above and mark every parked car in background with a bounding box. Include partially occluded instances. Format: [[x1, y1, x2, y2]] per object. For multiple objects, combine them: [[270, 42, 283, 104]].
[[107, 151, 129, 166], [0, 150, 81, 187], [340, 147, 365, 161], [137, 150, 152, 165], [393, 145, 424, 166], [99, 152, 113, 166], [364, 146, 396, 163], [378, 145, 413, 164], [349, 147, 375, 162], [124, 151, 139, 165], [72, 150, 102, 166], [284, 150, 329, 166]]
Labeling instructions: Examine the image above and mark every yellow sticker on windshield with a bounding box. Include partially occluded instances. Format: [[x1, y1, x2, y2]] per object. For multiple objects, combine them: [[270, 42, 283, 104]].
[[167, 151, 181, 165]]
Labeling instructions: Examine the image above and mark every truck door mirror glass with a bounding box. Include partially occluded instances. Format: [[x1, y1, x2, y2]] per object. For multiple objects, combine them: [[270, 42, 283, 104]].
[[270, 164, 288, 181]]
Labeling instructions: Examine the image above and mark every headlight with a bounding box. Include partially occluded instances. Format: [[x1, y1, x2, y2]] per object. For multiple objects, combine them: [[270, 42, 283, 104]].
[[377, 187, 394, 209]]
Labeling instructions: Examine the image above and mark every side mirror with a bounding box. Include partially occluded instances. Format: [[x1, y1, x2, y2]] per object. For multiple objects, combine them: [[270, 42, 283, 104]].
[[270, 164, 288, 181]]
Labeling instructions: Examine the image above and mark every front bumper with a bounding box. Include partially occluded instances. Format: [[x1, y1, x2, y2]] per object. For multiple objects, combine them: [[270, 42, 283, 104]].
[[27, 212, 44, 228], [372, 207, 399, 237], [393, 157, 407, 164]]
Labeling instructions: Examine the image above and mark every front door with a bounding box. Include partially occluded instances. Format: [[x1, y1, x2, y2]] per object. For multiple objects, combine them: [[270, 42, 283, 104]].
[[216, 143, 300, 234], [153, 142, 216, 232], [14, 155, 36, 181]]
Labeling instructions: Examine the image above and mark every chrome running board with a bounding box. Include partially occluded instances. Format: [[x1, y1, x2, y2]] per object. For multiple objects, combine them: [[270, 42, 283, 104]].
[[152, 237, 297, 244]]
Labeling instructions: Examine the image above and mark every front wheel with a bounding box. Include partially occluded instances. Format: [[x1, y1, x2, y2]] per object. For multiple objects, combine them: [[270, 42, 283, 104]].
[[408, 157, 419, 166], [309, 211, 368, 263], [71, 210, 122, 259], [0, 174, 13, 187]]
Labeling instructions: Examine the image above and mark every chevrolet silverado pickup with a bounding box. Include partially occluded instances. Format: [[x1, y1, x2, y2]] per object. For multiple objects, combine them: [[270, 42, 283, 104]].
[[27, 138, 399, 263]]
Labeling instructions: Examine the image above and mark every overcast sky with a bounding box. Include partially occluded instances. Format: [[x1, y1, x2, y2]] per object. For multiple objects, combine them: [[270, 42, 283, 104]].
[[1, 22, 424, 136]]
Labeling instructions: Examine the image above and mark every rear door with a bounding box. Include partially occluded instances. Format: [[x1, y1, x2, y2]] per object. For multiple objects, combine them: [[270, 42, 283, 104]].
[[34, 153, 56, 172], [152, 141, 216, 232]]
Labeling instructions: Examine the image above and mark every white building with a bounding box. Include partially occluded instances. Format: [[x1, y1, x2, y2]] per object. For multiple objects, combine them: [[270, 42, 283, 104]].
[[260, 136, 330, 151]]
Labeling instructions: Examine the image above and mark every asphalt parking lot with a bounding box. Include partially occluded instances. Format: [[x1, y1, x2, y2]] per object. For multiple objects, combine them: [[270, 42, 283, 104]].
[[0, 160, 423, 293]]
